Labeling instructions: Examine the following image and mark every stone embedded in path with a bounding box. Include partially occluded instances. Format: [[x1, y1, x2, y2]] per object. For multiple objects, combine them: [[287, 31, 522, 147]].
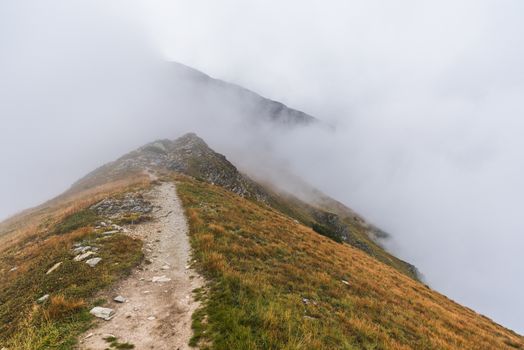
[[89, 307, 115, 320], [161, 264, 170, 270], [86, 257, 102, 267], [114, 295, 126, 303], [152, 275, 172, 283], [46, 262, 62, 275], [147, 316, 156, 320], [74, 251, 96, 262], [37, 294, 50, 303]]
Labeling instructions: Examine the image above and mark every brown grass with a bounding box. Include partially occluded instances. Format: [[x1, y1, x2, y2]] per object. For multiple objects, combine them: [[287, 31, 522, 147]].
[[47, 295, 86, 320], [177, 175, 524, 350], [0, 174, 149, 349], [0, 173, 149, 252]]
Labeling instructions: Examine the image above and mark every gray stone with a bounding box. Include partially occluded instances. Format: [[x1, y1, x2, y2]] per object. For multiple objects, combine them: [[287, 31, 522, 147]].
[[102, 230, 118, 235], [89, 306, 115, 320], [46, 262, 62, 275], [73, 246, 92, 254], [114, 295, 126, 303], [74, 251, 96, 262], [152, 275, 171, 283], [37, 294, 50, 303], [86, 257, 102, 267]]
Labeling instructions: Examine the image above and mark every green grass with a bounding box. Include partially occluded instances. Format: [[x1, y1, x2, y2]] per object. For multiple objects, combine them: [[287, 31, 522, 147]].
[[53, 208, 99, 235], [104, 335, 135, 349]]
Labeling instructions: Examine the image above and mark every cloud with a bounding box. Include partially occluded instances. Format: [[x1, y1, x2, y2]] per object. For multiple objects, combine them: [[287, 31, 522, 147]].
[[139, 0, 524, 331]]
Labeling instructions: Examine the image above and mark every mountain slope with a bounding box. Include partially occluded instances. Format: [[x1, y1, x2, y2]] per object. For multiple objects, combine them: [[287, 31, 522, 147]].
[[166, 62, 317, 126], [178, 174, 524, 350], [73, 133, 419, 279], [1, 133, 523, 349]]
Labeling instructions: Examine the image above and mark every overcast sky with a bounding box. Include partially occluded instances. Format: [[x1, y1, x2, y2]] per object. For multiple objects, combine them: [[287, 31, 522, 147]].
[[1, 0, 524, 333]]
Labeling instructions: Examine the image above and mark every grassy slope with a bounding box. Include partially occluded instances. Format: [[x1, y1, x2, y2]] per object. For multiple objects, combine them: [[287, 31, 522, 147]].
[[265, 191, 419, 280], [176, 175, 524, 350], [0, 176, 149, 349]]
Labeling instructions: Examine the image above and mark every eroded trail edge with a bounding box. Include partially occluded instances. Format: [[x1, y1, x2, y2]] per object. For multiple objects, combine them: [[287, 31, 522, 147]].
[[80, 182, 203, 350]]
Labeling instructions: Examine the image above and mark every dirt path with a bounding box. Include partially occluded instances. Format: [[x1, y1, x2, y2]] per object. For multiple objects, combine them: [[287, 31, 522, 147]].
[[80, 182, 203, 350]]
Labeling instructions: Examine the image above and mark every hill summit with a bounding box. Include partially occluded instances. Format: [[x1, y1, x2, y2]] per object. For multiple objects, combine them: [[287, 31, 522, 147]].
[[74, 133, 419, 280]]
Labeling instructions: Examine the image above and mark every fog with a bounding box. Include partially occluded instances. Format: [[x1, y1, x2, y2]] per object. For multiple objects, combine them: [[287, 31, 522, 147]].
[[2, 0, 524, 333]]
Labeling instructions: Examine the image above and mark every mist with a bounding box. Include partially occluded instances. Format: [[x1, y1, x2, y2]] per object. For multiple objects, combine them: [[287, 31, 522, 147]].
[[2, 0, 524, 334]]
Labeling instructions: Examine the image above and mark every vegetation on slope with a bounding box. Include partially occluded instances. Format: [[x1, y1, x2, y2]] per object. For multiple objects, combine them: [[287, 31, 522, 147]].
[[264, 191, 419, 280], [176, 175, 524, 350], [0, 176, 149, 349]]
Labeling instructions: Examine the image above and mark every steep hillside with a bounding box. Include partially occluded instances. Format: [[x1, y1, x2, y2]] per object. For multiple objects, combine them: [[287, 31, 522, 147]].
[[73, 133, 418, 279], [177, 174, 524, 349]]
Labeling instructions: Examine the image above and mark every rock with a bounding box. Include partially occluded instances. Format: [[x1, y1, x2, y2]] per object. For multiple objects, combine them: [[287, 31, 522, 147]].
[[74, 251, 96, 262], [37, 294, 50, 303], [84, 333, 94, 339], [100, 222, 108, 227], [46, 262, 62, 275], [152, 275, 172, 283], [147, 316, 156, 320], [102, 230, 119, 235], [73, 246, 91, 254], [341, 280, 350, 286], [9, 267, 17, 272], [161, 265, 170, 270], [89, 306, 115, 320], [114, 295, 126, 303], [86, 257, 102, 267]]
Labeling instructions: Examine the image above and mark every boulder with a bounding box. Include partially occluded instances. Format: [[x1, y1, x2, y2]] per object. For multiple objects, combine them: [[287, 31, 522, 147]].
[[86, 257, 102, 267], [114, 295, 126, 303], [73, 246, 92, 254], [74, 251, 96, 262], [89, 306, 115, 320]]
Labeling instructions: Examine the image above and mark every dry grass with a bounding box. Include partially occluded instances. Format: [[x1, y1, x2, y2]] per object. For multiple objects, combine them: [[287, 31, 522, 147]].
[[0, 174, 149, 349], [0, 173, 150, 252], [177, 175, 524, 350], [47, 295, 87, 320]]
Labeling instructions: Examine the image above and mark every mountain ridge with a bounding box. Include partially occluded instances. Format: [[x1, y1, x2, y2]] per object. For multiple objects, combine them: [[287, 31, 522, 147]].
[[167, 62, 318, 126], [1, 133, 524, 349], [72, 132, 419, 279]]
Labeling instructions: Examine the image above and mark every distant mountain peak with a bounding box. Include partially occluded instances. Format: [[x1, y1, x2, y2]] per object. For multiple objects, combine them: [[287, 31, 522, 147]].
[[167, 62, 318, 126]]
